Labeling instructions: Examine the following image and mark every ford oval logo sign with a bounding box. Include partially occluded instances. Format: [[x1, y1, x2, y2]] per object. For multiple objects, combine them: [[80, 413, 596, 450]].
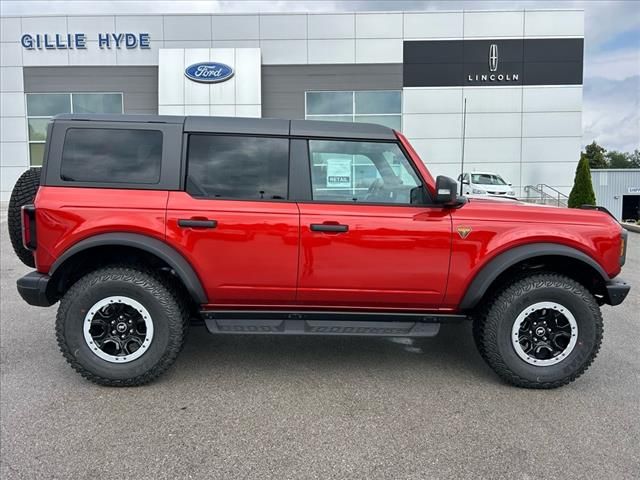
[[184, 62, 234, 83]]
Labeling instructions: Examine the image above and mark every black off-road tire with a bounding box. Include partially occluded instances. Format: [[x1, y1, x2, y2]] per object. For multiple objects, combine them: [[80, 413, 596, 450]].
[[473, 273, 603, 389], [56, 266, 189, 386], [7, 167, 41, 267]]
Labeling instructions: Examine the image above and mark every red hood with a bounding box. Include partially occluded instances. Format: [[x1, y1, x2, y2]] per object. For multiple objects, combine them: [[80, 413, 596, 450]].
[[462, 196, 619, 227]]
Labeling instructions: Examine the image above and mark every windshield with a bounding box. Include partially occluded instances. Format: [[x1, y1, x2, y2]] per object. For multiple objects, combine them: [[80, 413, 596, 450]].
[[471, 174, 507, 185]]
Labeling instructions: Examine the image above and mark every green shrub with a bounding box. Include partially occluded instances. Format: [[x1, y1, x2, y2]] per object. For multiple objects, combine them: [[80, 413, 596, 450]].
[[568, 156, 596, 208]]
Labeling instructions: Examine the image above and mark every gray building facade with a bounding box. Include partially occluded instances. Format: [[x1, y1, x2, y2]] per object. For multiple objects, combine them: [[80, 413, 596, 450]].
[[1, 10, 585, 201], [591, 169, 640, 221]]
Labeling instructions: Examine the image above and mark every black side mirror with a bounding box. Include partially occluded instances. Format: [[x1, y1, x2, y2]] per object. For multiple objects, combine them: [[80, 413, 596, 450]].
[[435, 176, 461, 206]]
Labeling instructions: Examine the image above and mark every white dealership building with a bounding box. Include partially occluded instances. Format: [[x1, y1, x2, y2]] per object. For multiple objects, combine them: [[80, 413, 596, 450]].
[[0, 9, 585, 201]]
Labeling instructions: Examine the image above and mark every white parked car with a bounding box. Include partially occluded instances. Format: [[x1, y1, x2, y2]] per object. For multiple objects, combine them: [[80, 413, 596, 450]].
[[458, 172, 516, 198]]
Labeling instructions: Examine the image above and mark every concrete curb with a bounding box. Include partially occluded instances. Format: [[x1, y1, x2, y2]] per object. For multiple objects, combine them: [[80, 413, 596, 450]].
[[622, 223, 640, 234]]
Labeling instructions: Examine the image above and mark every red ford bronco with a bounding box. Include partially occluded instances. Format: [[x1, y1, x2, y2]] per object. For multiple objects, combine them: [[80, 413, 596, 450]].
[[9, 114, 629, 388]]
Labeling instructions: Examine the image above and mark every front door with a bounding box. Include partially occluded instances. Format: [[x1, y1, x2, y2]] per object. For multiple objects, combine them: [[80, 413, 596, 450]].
[[167, 134, 299, 307], [296, 138, 452, 310]]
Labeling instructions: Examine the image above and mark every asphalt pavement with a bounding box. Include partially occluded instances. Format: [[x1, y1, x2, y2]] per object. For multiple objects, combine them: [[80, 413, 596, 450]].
[[1, 213, 639, 479]]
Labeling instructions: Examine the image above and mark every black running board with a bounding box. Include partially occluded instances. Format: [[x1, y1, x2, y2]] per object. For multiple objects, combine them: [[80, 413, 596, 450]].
[[200, 311, 467, 337]]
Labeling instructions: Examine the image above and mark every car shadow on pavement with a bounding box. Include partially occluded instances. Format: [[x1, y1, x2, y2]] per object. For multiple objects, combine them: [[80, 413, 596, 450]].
[[169, 321, 500, 386]]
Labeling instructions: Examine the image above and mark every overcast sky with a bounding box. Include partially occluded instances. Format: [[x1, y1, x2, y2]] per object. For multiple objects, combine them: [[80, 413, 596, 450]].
[[2, 0, 639, 152]]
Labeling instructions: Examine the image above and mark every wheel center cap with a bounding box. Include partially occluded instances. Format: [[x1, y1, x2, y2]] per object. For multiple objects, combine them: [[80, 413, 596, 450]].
[[116, 322, 128, 333], [535, 326, 546, 337]]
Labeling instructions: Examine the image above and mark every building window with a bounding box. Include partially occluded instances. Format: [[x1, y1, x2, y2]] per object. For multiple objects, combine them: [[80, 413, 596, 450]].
[[26, 93, 123, 166], [305, 90, 401, 130]]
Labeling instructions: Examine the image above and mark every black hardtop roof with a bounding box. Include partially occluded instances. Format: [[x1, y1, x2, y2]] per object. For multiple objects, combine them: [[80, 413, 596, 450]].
[[53, 114, 397, 141], [54, 113, 186, 124]]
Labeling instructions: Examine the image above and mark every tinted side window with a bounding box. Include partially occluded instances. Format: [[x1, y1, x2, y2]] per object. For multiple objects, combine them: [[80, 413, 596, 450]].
[[308, 140, 422, 204], [61, 128, 162, 184], [187, 135, 289, 200]]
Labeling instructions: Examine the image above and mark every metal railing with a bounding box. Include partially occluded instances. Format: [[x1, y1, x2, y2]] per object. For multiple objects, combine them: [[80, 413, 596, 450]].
[[522, 184, 569, 207]]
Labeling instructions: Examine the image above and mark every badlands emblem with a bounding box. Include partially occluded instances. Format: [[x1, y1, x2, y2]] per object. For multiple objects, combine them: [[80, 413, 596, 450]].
[[457, 226, 472, 239]]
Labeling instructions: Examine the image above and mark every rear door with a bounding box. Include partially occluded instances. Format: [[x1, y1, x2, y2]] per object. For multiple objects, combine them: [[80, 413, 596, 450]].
[[167, 133, 299, 307], [294, 138, 452, 310]]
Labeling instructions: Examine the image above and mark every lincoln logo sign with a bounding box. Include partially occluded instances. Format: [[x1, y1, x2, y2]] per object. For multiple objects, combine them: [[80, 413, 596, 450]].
[[467, 43, 519, 83], [184, 62, 234, 83], [489, 44, 498, 72]]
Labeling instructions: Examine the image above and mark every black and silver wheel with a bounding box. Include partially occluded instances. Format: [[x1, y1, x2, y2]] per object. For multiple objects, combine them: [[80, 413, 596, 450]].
[[474, 273, 603, 389], [56, 266, 188, 386], [511, 301, 578, 366], [83, 296, 154, 363]]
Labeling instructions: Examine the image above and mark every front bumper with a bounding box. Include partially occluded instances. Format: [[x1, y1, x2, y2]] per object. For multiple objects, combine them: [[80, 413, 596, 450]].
[[16, 271, 55, 307], [604, 278, 630, 306]]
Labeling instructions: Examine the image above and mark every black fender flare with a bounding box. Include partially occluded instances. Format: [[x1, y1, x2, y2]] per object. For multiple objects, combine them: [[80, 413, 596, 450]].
[[49, 232, 208, 304], [459, 243, 609, 310]]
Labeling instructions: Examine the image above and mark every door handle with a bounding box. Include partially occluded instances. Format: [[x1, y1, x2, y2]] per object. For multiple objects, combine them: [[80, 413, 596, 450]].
[[310, 223, 349, 233], [178, 219, 217, 229]]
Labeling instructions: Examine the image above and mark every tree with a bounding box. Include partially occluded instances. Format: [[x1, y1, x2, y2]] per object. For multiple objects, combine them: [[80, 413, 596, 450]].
[[606, 150, 632, 168], [582, 141, 608, 169], [580, 140, 640, 169], [568, 156, 596, 208]]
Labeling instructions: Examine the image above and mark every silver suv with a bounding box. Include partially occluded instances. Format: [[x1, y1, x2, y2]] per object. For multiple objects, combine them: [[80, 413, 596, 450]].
[[458, 171, 516, 198]]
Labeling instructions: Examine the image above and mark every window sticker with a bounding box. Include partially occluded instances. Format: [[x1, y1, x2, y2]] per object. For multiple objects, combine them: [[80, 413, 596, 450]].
[[326, 158, 352, 188]]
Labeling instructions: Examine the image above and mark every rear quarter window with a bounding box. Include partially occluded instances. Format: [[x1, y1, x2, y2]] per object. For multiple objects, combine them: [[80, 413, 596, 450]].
[[60, 128, 163, 184]]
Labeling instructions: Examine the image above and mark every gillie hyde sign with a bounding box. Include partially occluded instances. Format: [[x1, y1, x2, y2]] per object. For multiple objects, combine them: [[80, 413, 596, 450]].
[[20, 33, 151, 50]]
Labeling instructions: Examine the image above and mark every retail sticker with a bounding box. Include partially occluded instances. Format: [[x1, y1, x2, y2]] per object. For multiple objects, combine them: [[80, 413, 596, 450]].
[[326, 158, 352, 188]]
